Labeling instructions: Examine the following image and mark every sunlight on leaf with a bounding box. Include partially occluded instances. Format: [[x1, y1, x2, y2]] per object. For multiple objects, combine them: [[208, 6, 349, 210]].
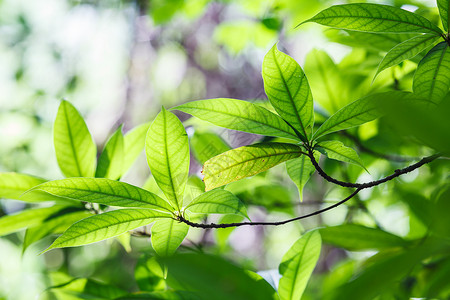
[[286, 152, 319, 202], [151, 218, 189, 257], [96, 125, 124, 180], [317, 140, 367, 171], [185, 189, 248, 218]]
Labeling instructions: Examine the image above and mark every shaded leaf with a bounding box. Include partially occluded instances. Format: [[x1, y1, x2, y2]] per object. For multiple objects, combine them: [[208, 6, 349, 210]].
[[115, 291, 201, 300], [160, 253, 278, 300], [279, 230, 322, 300], [146, 107, 189, 210], [413, 41, 450, 104], [317, 140, 367, 171], [262, 44, 314, 141], [202, 143, 303, 191], [286, 152, 319, 201], [173, 99, 299, 141], [45, 209, 169, 251], [319, 224, 407, 250], [135, 255, 166, 291], [301, 3, 442, 35], [96, 126, 125, 180], [375, 33, 440, 78], [54, 100, 97, 177], [30, 178, 174, 212], [151, 218, 189, 257], [437, 0, 449, 32], [185, 189, 248, 218], [190, 131, 230, 164]]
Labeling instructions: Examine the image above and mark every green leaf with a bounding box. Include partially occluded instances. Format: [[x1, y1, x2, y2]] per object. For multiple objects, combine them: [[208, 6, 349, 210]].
[[278, 230, 322, 300], [375, 33, 440, 78], [173, 99, 299, 141], [151, 218, 189, 256], [185, 189, 248, 218], [96, 126, 124, 180], [262, 44, 314, 141], [54, 100, 97, 178], [317, 140, 367, 171], [313, 93, 384, 139], [115, 291, 201, 300], [29, 178, 174, 213], [413, 42, 450, 104], [319, 224, 407, 251], [146, 107, 189, 210], [160, 253, 278, 300], [0, 206, 67, 236], [190, 131, 230, 164], [286, 152, 319, 201], [0, 172, 64, 202], [23, 209, 92, 251], [202, 143, 304, 191], [134, 255, 166, 291], [301, 3, 443, 35], [45, 209, 169, 251], [437, 0, 449, 32], [123, 122, 151, 174]]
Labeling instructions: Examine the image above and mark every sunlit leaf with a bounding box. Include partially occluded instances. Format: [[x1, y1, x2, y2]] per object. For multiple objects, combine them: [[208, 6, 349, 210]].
[[173, 99, 300, 141], [160, 253, 278, 300], [0, 206, 67, 236], [317, 140, 367, 171], [262, 44, 314, 141], [146, 107, 189, 210], [96, 126, 124, 180], [123, 122, 151, 174], [54, 100, 97, 178], [190, 131, 230, 164], [45, 209, 169, 251], [413, 42, 450, 104], [301, 3, 443, 35], [319, 224, 407, 250], [375, 34, 440, 78], [29, 178, 174, 212], [23, 209, 92, 251], [437, 0, 449, 32], [0, 172, 65, 202], [286, 152, 319, 201], [202, 143, 304, 191], [151, 218, 189, 256], [279, 230, 322, 300], [185, 189, 248, 218]]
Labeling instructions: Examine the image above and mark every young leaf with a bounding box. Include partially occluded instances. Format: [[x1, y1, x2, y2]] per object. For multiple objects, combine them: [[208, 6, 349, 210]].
[[54, 100, 97, 178], [0, 172, 46, 201], [173, 99, 300, 141], [316, 140, 367, 171], [286, 152, 319, 201], [23, 210, 92, 251], [29, 178, 174, 213], [278, 230, 322, 300], [185, 189, 248, 218], [45, 209, 170, 251], [151, 218, 189, 257], [413, 42, 450, 104], [123, 122, 151, 174], [191, 131, 231, 164], [313, 93, 384, 139], [202, 143, 304, 191], [96, 126, 124, 180], [375, 34, 440, 78], [0, 206, 67, 236], [300, 3, 443, 35], [437, 0, 449, 32], [262, 44, 314, 141], [146, 107, 189, 210], [319, 224, 407, 250]]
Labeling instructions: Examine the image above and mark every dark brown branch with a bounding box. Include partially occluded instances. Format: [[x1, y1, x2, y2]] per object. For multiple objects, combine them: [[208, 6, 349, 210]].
[[177, 189, 362, 229], [176, 152, 439, 229]]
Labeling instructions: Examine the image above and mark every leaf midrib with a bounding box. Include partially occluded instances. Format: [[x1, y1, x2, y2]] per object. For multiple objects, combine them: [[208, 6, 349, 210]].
[[63, 104, 83, 177]]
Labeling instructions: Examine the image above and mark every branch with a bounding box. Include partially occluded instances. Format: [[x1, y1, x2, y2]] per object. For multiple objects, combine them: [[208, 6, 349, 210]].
[[177, 152, 439, 229], [307, 149, 440, 189]]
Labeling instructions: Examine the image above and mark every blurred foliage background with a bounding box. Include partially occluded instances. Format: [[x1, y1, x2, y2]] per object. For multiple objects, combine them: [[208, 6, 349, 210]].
[[0, 0, 449, 299]]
